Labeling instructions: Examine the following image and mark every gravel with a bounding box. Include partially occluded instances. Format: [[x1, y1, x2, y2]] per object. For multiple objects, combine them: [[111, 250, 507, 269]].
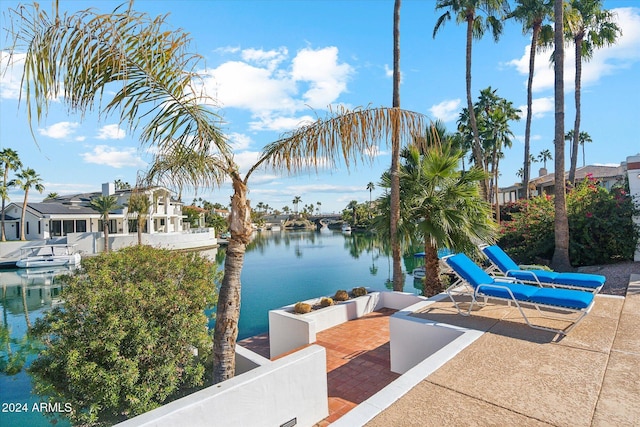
[[577, 260, 640, 296]]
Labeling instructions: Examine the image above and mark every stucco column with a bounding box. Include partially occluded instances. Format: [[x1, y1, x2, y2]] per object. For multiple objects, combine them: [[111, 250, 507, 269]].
[[626, 155, 640, 261]]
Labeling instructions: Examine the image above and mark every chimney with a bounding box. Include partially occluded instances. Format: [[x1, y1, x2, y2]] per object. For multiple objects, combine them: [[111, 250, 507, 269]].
[[539, 167, 548, 177], [102, 182, 115, 196]]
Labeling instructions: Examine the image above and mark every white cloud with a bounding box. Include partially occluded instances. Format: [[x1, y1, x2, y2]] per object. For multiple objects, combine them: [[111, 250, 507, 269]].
[[291, 47, 354, 108], [249, 114, 315, 132], [0, 51, 24, 100], [517, 96, 554, 119], [429, 99, 461, 122], [80, 145, 146, 168], [201, 46, 353, 131], [506, 7, 640, 93], [226, 132, 253, 151], [37, 121, 80, 139], [96, 124, 126, 140]]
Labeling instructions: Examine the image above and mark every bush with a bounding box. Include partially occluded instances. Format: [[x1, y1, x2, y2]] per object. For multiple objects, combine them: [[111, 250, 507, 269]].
[[320, 297, 334, 307], [498, 176, 639, 266], [333, 290, 349, 301], [294, 302, 312, 314], [29, 246, 218, 426], [351, 287, 367, 297]]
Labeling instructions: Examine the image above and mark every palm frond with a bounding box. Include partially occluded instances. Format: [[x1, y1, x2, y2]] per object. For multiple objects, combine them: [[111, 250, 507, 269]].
[[10, 2, 229, 158], [255, 106, 426, 180]]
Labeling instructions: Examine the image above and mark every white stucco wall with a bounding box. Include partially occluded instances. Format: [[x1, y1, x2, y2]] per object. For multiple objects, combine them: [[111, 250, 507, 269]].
[[116, 345, 328, 427], [626, 155, 640, 261]]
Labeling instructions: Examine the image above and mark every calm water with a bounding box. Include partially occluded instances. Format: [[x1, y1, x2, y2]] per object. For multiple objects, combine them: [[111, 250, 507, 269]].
[[0, 230, 423, 426]]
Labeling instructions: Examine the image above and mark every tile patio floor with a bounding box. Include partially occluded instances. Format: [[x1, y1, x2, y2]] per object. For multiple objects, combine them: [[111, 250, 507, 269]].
[[238, 308, 398, 425]]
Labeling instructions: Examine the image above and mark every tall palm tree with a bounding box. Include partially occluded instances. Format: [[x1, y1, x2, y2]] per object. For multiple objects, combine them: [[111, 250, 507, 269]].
[[0, 149, 22, 241], [538, 148, 552, 170], [507, 0, 554, 199], [9, 3, 427, 383], [90, 195, 121, 253], [127, 191, 151, 245], [347, 200, 359, 225], [564, 0, 620, 184], [390, 0, 404, 291], [552, 0, 571, 270], [292, 196, 301, 215], [366, 182, 375, 218], [11, 168, 44, 241], [433, 0, 509, 201], [565, 129, 593, 170]]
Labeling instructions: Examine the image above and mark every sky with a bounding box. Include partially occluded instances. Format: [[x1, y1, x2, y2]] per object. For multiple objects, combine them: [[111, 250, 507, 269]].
[[0, 0, 638, 214]]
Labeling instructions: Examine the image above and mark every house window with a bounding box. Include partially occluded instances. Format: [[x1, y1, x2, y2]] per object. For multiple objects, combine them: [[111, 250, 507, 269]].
[[75, 220, 87, 232], [63, 220, 74, 235], [98, 219, 118, 233], [38, 222, 41, 234], [50, 220, 64, 236]]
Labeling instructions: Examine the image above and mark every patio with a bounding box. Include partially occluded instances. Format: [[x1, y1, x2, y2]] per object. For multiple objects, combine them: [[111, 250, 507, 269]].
[[239, 274, 640, 426]]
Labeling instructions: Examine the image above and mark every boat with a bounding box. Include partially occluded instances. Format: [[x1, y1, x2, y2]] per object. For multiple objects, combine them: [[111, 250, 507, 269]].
[[411, 248, 454, 278], [341, 223, 351, 233], [16, 244, 81, 268]]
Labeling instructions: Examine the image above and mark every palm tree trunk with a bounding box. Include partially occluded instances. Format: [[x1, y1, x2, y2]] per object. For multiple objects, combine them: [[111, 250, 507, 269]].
[[465, 15, 488, 201], [568, 38, 582, 185], [552, 0, 571, 270], [213, 175, 252, 383], [1, 166, 9, 241], [523, 24, 540, 199], [20, 191, 29, 241], [137, 217, 143, 245], [423, 242, 441, 297], [390, 0, 404, 291]]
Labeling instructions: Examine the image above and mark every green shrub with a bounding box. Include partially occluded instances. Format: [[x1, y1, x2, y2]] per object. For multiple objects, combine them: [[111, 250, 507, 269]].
[[320, 297, 334, 307], [333, 290, 349, 301], [351, 287, 367, 297], [29, 246, 218, 426], [498, 176, 639, 266], [294, 302, 312, 314]]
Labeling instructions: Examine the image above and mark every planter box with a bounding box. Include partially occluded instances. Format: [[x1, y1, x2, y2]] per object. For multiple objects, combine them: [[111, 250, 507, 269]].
[[269, 291, 427, 358]]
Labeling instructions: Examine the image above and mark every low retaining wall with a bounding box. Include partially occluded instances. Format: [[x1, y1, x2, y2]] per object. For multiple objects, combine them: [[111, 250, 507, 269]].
[[117, 345, 328, 427]]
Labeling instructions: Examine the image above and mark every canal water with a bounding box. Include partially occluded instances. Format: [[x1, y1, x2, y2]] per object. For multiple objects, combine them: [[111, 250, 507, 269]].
[[0, 229, 423, 426]]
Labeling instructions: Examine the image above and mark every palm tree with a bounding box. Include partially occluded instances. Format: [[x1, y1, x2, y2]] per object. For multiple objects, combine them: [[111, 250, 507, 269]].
[[390, 0, 404, 292], [90, 195, 121, 253], [565, 129, 592, 169], [507, 0, 554, 199], [0, 149, 22, 241], [127, 191, 151, 245], [552, 0, 571, 270], [11, 168, 44, 241], [292, 196, 301, 215], [44, 192, 59, 200], [366, 182, 375, 218], [10, 3, 427, 383], [433, 0, 509, 201], [347, 200, 359, 225], [374, 144, 495, 294], [538, 148, 552, 170], [564, 0, 619, 184]]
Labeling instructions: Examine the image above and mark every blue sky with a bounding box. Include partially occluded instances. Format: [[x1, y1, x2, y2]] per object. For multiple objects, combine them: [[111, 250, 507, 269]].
[[0, 0, 638, 214]]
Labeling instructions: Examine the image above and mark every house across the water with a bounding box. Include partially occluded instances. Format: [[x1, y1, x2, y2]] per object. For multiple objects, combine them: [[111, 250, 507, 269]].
[[1, 183, 217, 256]]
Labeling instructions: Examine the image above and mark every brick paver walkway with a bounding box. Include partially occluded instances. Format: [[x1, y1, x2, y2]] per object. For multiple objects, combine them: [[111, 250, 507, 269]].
[[238, 308, 398, 425]]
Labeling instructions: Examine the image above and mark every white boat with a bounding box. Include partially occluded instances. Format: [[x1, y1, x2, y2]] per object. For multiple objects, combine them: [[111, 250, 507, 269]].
[[16, 245, 81, 268], [341, 223, 351, 233], [412, 266, 426, 278]]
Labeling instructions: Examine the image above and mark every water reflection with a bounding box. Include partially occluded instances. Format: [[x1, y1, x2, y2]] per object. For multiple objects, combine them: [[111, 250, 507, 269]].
[[1, 267, 74, 427]]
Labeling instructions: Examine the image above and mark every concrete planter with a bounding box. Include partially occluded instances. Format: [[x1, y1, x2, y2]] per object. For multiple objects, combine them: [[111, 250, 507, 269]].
[[269, 291, 426, 358]]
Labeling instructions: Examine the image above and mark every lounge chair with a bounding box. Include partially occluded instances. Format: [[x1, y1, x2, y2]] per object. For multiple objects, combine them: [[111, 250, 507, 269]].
[[443, 253, 595, 335], [480, 244, 605, 293]]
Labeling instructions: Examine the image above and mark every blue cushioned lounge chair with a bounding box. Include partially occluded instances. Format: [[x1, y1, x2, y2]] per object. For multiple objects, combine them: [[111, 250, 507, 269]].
[[481, 245, 605, 294], [444, 253, 595, 335]]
